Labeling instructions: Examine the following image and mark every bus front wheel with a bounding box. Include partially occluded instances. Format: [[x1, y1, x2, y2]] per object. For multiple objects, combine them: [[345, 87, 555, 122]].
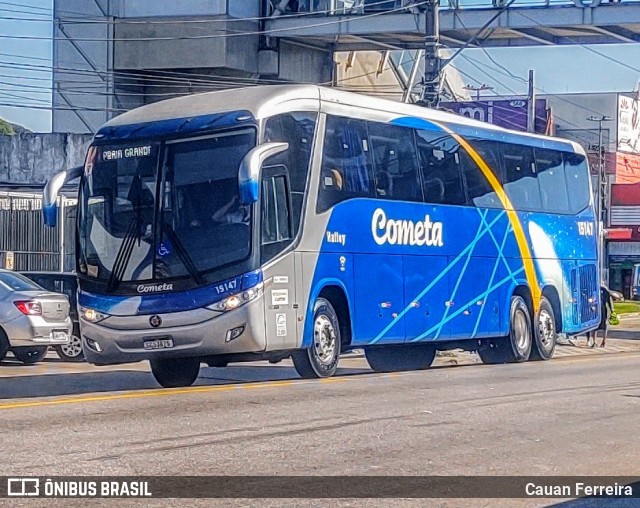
[[150, 357, 200, 388], [365, 345, 436, 373], [478, 295, 532, 364], [292, 298, 341, 378]]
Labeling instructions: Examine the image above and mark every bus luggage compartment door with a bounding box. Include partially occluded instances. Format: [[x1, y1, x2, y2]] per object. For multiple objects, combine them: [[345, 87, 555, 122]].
[[353, 254, 405, 345], [403, 255, 449, 342]]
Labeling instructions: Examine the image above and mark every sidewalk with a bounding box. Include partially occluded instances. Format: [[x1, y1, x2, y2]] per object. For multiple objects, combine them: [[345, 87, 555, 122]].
[[344, 337, 640, 368], [429, 338, 640, 366]]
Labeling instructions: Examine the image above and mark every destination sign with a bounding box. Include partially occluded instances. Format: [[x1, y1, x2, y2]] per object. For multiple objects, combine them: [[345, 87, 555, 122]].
[[102, 146, 153, 160]]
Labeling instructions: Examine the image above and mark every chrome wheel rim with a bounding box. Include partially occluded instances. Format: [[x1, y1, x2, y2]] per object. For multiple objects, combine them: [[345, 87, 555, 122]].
[[60, 335, 83, 358], [513, 309, 529, 353], [313, 314, 337, 366], [537, 309, 555, 349]]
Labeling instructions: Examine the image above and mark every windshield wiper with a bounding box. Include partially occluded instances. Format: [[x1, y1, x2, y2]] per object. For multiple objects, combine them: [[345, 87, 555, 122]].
[[107, 218, 139, 292], [160, 221, 204, 286]]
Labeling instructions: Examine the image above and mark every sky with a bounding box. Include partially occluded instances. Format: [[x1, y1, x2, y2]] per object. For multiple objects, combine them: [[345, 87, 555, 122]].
[[1, 0, 640, 132], [0, 0, 52, 132]]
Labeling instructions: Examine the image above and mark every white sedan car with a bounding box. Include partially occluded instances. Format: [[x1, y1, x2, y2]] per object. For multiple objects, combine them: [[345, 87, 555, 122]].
[[0, 270, 73, 364]]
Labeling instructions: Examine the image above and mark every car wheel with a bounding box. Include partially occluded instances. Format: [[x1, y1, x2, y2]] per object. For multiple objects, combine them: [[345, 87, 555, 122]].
[[54, 330, 85, 362], [0, 329, 9, 361], [292, 298, 341, 378], [150, 357, 200, 388], [12, 346, 49, 364]]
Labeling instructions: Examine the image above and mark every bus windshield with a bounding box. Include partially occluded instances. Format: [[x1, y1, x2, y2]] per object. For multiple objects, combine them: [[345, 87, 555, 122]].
[[78, 128, 256, 287]]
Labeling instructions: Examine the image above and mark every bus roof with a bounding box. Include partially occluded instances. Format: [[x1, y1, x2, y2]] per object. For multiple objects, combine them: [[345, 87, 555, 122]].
[[102, 84, 584, 155]]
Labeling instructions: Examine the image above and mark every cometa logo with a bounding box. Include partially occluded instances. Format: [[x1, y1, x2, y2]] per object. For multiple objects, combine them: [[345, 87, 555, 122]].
[[137, 282, 174, 293], [371, 208, 444, 247]]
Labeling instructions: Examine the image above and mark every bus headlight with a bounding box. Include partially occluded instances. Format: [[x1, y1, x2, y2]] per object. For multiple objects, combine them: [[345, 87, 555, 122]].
[[80, 306, 109, 323], [208, 283, 264, 312]]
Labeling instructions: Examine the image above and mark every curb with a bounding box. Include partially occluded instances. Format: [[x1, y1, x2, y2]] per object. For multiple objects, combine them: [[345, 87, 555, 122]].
[[619, 312, 640, 319]]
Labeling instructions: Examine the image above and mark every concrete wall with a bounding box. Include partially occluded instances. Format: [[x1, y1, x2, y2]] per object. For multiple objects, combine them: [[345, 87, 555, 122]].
[[0, 133, 92, 184]]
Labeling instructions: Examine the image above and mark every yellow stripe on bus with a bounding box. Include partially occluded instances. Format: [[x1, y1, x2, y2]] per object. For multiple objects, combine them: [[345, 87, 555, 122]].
[[448, 131, 541, 313]]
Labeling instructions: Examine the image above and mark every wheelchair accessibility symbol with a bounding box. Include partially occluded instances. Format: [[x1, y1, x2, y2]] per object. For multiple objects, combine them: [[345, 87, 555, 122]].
[[157, 242, 171, 257]]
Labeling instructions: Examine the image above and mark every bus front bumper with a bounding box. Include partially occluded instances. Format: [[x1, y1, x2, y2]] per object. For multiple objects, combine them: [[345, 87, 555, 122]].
[[80, 298, 266, 365]]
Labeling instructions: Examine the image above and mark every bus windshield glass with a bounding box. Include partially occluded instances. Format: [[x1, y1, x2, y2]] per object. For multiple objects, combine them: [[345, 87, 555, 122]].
[[78, 128, 256, 285]]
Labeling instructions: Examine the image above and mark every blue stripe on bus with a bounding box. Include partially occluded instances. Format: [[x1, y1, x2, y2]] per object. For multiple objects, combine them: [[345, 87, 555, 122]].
[[78, 270, 263, 316], [94, 111, 256, 142]]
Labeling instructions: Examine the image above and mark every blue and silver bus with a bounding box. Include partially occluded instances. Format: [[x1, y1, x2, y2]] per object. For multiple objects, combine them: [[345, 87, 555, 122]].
[[44, 85, 600, 387]]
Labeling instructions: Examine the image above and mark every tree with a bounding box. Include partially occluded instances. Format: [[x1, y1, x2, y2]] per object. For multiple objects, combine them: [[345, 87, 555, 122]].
[[0, 118, 15, 135]]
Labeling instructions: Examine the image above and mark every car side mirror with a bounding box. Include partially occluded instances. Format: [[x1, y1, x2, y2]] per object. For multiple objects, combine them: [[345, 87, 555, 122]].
[[43, 166, 83, 227], [238, 142, 289, 204]]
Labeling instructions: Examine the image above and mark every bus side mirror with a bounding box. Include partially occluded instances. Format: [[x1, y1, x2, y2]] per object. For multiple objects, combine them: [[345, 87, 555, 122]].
[[43, 166, 83, 227], [238, 142, 289, 205]]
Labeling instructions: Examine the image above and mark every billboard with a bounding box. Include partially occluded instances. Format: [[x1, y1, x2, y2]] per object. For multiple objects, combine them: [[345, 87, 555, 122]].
[[438, 98, 548, 134], [617, 95, 640, 154]]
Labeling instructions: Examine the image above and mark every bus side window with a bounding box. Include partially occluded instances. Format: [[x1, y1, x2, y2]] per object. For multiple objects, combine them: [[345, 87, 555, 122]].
[[564, 153, 591, 214], [415, 130, 465, 206], [500, 143, 541, 212], [261, 173, 293, 264], [264, 113, 317, 236], [535, 148, 570, 214], [367, 122, 422, 202], [317, 116, 375, 213], [463, 139, 502, 209]]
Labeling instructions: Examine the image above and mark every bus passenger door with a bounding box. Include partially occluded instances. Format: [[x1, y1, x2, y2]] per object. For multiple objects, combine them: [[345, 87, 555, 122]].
[[260, 167, 299, 351], [262, 253, 298, 351], [403, 255, 449, 341], [352, 254, 405, 345]]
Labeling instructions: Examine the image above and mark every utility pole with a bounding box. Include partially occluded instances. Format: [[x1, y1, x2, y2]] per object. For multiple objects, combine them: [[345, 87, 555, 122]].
[[527, 69, 535, 132], [463, 84, 494, 101], [587, 115, 612, 282], [420, 0, 441, 107]]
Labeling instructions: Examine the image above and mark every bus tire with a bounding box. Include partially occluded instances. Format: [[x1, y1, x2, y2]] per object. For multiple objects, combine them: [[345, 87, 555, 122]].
[[531, 297, 557, 361], [292, 298, 341, 378], [150, 357, 200, 388], [478, 295, 532, 364], [365, 345, 436, 373]]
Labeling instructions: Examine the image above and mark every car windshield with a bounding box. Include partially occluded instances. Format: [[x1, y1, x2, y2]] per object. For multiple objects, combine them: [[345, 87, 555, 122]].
[[78, 128, 256, 286], [0, 272, 43, 291]]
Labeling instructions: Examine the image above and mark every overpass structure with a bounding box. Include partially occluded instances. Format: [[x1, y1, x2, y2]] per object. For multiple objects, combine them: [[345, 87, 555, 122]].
[[264, 1, 640, 50]]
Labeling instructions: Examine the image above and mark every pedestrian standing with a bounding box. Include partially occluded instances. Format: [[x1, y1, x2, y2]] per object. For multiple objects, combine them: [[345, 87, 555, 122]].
[[585, 285, 615, 348]]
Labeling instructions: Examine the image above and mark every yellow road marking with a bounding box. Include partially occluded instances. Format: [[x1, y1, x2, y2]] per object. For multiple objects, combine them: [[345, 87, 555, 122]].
[[0, 371, 402, 411], [1, 352, 637, 411]]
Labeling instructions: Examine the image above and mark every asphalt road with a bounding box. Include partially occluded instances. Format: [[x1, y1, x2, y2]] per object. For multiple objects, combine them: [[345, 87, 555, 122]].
[[1, 349, 640, 507]]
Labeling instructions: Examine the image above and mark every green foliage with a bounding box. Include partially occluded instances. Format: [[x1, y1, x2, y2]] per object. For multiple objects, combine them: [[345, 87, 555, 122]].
[[0, 118, 15, 135], [613, 301, 640, 315]]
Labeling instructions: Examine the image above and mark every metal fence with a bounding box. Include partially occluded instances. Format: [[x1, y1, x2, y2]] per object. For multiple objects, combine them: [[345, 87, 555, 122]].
[[0, 194, 76, 272]]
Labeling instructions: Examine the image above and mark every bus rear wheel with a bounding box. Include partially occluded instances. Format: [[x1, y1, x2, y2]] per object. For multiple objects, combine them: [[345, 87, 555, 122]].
[[292, 298, 341, 378], [531, 297, 557, 361], [365, 345, 436, 373], [150, 357, 200, 388], [478, 295, 532, 364]]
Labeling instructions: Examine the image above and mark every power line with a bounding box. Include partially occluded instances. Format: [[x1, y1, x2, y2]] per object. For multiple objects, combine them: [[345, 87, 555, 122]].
[[0, 1, 430, 42], [1, 0, 414, 24]]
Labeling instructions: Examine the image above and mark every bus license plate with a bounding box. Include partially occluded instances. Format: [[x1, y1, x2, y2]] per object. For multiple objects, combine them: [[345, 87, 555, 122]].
[[143, 338, 174, 350]]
